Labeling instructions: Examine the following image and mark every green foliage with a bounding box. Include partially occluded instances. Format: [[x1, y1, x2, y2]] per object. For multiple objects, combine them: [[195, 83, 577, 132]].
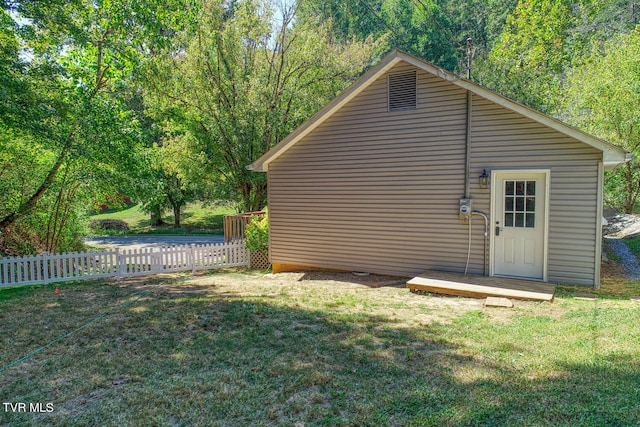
[[299, 0, 460, 71], [475, 0, 574, 113], [475, 0, 640, 114], [136, 141, 202, 228], [90, 202, 232, 235], [0, 166, 93, 256], [562, 28, 640, 213], [244, 213, 268, 252], [624, 237, 640, 257], [0, 0, 190, 253], [144, 0, 376, 212], [380, 0, 458, 70], [2, 0, 640, 254]]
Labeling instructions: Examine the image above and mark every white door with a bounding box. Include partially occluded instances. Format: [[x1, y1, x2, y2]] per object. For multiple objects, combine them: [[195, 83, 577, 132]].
[[493, 171, 548, 280]]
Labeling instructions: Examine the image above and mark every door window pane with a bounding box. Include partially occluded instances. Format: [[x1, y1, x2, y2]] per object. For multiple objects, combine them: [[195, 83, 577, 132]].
[[526, 213, 535, 228], [505, 212, 514, 227], [526, 196, 535, 211], [504, 179, 536, 228], [506, 197, 514, 211], [505, 181, 514, 196], [526, 181, 536, 196]]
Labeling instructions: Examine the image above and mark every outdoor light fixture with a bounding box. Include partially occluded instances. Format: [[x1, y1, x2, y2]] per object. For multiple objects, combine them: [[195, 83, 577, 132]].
[[479, 169, 490, 189]]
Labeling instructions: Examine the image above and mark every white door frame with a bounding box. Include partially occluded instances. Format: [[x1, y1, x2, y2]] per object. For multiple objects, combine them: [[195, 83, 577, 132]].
[[489, 169, 550, 281]]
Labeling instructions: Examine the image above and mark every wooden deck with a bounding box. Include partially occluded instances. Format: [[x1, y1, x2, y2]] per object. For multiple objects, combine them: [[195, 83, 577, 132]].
[[407, 270, 556, 301]]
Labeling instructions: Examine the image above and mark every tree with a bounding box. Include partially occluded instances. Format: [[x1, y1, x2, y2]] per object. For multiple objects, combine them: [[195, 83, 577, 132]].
[[145, 0, 376, 212], [297, 0, 385, 46], [0, 0, 188, 229], [474, 0, 640, 111], [298, 0, 464, 72], [0, 1, 192, 253], [439, 0, 519, 59], [380, 0, 459, 71], [474, 0, 574, 113], [561, 28, 640, 213], [137, 135, 202, 228], [139, 171, 195, 229]]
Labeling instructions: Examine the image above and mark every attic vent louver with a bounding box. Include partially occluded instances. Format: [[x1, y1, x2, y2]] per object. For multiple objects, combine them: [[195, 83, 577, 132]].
[[388, 71, 417, 112]]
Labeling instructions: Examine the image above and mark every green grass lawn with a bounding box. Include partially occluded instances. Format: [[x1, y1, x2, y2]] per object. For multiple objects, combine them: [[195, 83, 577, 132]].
[[90, 202, 235, 235], [1, 271, 639, 426], [624, 236, 640, 257]]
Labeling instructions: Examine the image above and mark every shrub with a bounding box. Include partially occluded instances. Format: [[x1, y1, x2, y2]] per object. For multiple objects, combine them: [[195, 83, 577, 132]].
[[244, 213, 268, 252], [90, 219, 130, 231]]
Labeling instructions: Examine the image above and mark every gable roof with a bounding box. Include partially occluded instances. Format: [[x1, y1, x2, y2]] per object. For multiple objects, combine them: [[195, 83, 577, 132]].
[[248, 49, 630, 172]]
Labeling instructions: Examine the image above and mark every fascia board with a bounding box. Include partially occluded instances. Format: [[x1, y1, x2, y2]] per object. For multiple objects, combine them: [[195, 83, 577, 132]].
[[247, 53, 404, 172], [396, 52, 629, 168], [248, 49, 629, 172]]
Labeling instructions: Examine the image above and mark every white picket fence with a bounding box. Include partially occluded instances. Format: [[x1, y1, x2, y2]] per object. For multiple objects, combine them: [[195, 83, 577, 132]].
[[0, 242, 250, 288]]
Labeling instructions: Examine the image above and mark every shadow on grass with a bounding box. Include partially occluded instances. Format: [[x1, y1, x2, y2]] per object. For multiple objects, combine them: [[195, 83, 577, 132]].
[[0, 281, 638, 426]]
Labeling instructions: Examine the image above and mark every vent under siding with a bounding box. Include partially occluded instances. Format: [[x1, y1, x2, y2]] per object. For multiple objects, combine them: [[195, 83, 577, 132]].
[[388, 71, 417, 111]]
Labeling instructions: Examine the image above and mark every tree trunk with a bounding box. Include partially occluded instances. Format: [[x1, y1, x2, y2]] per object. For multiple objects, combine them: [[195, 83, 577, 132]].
[[173, 204, 181, 228], [248, 182, 267, 212], [0, 136, 73, 229], [150, 208, 165, 226], [240, 183, 252, 213], [624, 162, 637, 214], [240, 181, 268, 213], [0, 34, 109, 231]]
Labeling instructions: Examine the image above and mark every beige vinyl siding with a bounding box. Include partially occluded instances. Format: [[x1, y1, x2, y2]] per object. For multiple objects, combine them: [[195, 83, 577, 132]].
[[471, 95, 602, 286], [268, 61, 603, 286], [268, 62, 487, 277]]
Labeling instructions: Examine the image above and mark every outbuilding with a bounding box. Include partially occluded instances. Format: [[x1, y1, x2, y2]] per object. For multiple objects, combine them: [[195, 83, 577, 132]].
[[248, 50, 629, 287]]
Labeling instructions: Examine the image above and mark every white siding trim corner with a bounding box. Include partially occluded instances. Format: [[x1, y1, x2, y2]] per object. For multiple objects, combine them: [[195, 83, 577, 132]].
[[594, 161, 604, 288]]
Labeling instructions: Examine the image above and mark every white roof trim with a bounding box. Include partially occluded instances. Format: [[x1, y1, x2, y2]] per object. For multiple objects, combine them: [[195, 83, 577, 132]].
[[247, 53, 403, 172], [248, 49, 629, 172]]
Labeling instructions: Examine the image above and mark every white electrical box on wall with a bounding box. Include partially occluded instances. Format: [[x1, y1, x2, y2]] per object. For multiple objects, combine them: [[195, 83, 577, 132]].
[[459, 198, 472, 221]]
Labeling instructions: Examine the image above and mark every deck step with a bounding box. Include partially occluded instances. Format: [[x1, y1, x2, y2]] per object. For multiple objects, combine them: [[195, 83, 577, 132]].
[[485, 297, 514, 308], [407, 270, 555, 302]]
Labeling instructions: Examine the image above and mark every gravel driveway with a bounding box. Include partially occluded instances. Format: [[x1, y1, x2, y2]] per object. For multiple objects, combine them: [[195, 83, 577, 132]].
[[84, 235, 225, 251], [605, 237, 640, 280], [604, 214, 640, 280]]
